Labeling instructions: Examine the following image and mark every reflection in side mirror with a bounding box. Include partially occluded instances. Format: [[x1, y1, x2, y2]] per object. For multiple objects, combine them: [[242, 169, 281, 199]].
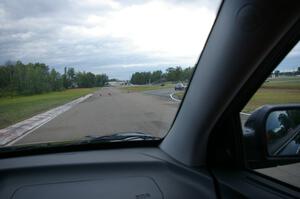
[[243, 105, 300, 169], [266, 110, 300, 156]]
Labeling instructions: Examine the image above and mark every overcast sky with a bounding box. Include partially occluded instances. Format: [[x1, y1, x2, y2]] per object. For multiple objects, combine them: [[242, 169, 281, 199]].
[[278, 42, 300, 72], [0, 0, 299, 80]]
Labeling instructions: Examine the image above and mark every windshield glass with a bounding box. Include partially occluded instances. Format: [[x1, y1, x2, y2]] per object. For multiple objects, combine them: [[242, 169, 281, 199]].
[[0, 0, 220, 148]]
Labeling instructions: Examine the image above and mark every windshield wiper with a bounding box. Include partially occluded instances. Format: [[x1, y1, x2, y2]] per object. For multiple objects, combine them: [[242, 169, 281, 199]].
[[0, 132, 160, 155], [83, 132, 160, 144]]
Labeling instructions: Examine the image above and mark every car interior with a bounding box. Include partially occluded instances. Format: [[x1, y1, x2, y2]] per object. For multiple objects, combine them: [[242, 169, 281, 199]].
[[0, 0, 300, 198]]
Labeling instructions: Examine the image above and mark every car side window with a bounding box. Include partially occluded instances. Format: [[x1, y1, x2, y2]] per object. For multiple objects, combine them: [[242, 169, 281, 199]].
[[242, 41, 300, 189]]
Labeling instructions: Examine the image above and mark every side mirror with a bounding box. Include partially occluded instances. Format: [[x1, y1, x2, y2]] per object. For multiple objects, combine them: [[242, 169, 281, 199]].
[[243, 105, 300, 169]]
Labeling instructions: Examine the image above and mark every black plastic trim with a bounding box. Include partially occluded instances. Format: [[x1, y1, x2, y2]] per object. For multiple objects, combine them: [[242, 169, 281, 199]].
[[0, 140, 161, 159]]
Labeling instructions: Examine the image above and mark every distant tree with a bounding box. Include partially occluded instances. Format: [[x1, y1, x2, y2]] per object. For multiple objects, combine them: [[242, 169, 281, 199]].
[[166, 66, 183, 81], [151, 70, 162, 83], [0, 61, 109, 97], [86, 72, 96, 87], [62, 67, 68, 88], [49, 69, 63, 91], [182, 67, 194, 81], [95, 74, 108, 87], [130, 66, 194, 84], [67, 67, 76, 87], [166, 67, 175, 81], [75, 72, 86, 88], [130, 72, 151, 84], [0, 64, 11, 96], [75, 72, 107, 88], [109, 78, 119, 82]]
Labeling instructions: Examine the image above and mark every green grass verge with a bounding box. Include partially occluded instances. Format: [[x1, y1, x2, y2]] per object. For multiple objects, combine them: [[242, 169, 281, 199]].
[[121, 83, 175, 92], [243, 77, 300, 112], [173, 91, 184, 100], [173, 88, 300, 112], [243, 88, 300, 113], [263, 77, 300, 90], [171, 77, 300, 112], [0, 88, 98, 129]]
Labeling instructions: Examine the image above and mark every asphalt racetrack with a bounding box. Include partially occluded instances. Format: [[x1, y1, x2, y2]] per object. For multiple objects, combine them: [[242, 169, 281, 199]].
[[15, 87, 179, 145]]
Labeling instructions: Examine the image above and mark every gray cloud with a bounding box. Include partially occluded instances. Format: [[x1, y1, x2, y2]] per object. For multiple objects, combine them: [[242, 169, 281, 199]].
[[0, 0, 69, 19], [0, 0, 220, 79], [278, 42, 300, 71]]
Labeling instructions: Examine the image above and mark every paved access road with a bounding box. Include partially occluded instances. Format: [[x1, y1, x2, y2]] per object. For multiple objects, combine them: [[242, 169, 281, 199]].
[[143, 88, 175, 99], [15, 87, 179, 145]]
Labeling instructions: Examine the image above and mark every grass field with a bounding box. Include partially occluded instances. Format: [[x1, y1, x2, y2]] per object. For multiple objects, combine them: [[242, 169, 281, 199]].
[[0, 88, 97, 129], [166, 77, 300, 113], [121, 83, 175, 92], [173, 91, 184, 100], [262, 77, 300, 89], [243, 88, 300, 112], [243, 77, 300, 113]]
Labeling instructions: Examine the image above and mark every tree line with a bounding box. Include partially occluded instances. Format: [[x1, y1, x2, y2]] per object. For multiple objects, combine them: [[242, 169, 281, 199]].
[[0, 61, 108, 97], [130, 66, 194, 85], [273, 67, 300, 77]]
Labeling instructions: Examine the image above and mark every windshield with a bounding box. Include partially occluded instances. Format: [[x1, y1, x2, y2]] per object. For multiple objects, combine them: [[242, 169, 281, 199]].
[[0, 0, 220, 148]]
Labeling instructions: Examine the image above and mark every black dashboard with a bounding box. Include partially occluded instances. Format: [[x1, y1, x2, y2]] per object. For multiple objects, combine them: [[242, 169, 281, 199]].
[[0, 148, 217, 199]]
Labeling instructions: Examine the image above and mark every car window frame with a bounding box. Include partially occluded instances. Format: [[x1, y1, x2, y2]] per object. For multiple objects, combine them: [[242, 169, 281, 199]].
[[209, 19, 300, 191]]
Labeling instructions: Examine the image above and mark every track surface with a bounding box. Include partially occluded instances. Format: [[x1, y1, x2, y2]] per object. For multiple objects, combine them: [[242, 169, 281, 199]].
[[15, 87, 179, 145]]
